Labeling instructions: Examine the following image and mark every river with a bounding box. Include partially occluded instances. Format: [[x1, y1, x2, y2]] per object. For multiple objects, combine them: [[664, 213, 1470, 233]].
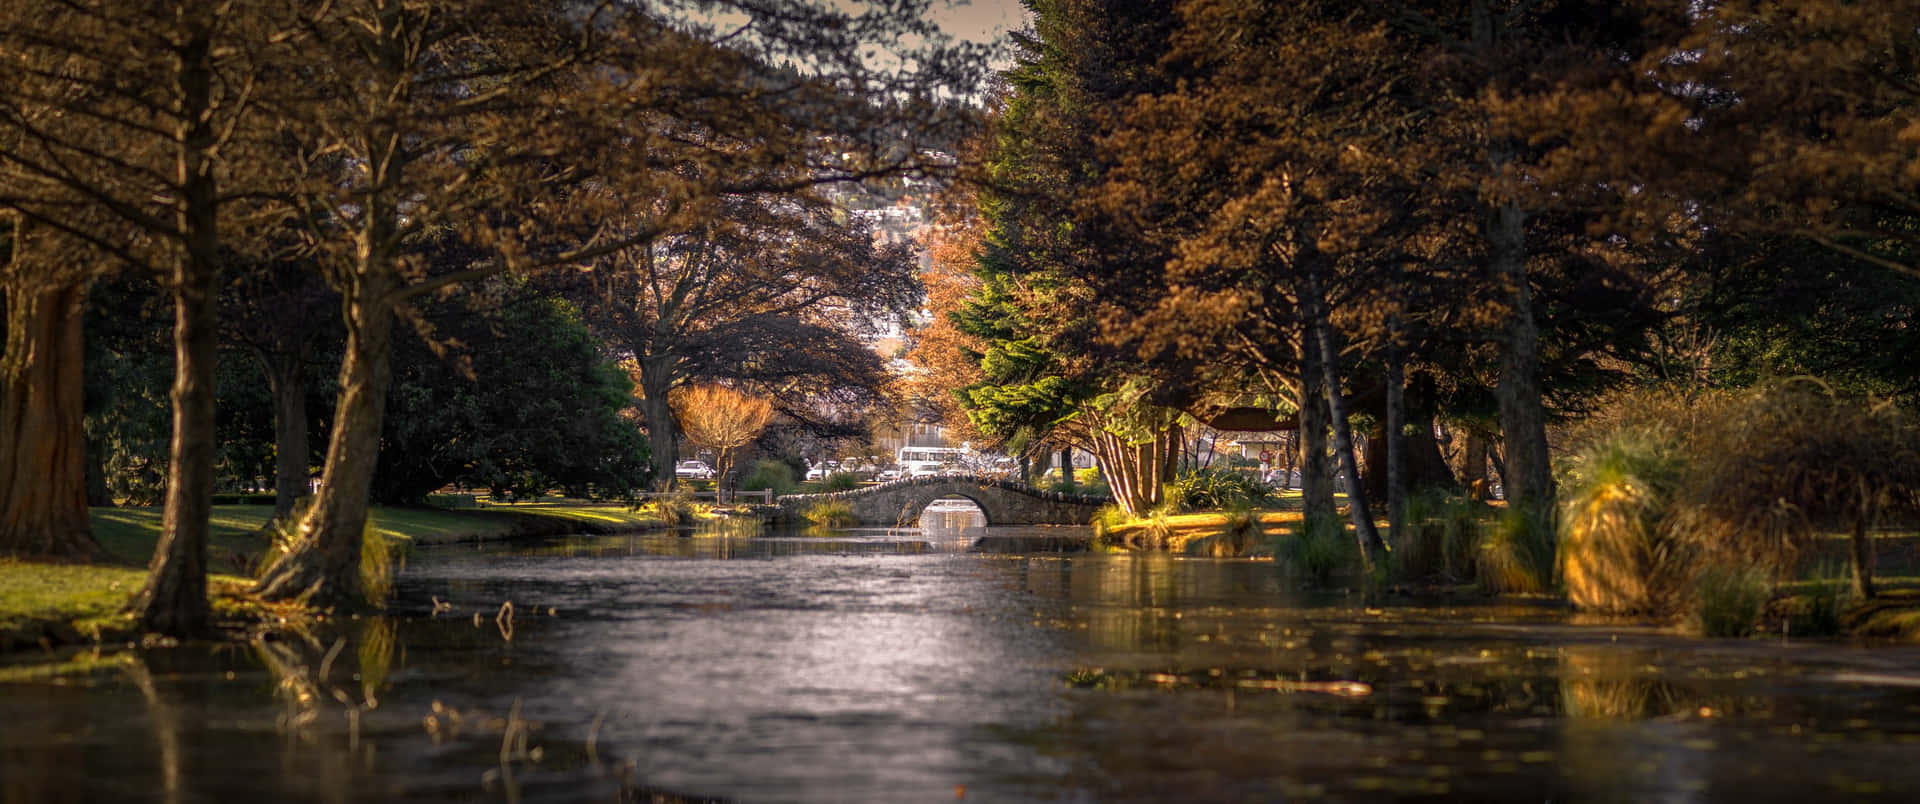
[[7, 503, 1920, 801]]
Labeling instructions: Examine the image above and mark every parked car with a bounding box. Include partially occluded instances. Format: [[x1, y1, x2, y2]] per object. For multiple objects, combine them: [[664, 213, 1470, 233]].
[[675, 460, 715, 480], [805, 462, 837, 481]]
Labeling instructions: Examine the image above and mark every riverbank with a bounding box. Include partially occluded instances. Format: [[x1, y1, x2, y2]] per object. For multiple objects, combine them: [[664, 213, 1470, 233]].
[[1097, 510, 1304, 555], [1, 502, 668, 654]]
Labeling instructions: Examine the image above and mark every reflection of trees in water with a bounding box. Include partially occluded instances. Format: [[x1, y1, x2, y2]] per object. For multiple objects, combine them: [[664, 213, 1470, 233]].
[[1560, 648, 1688, 722], [123, 656, 184, 804], [255, 616, 397, 800]]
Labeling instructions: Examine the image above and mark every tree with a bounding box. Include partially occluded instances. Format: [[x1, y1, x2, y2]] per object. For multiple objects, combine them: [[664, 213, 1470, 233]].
[[0, 0, 295, 635], [672, 384, 774, 496], [0, 216, 105, 559], [578, 195, 919, 490], [946, 0, 1191, 517], [253, 0, 980, 608], [903, 195, 990, 448], [220, 256, 337, 520], [374, 282, 649, 504]]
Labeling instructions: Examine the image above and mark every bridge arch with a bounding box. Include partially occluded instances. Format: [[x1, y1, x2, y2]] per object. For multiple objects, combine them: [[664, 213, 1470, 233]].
[[776, 474, 1109, 527]]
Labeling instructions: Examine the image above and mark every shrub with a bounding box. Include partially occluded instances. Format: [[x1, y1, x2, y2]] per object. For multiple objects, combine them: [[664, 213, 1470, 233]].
[[1675, 381, 1920, 598], [1168, 467, 1272, 512], [822, 472, 862, 492], [646, 491, 698, 528], [1693, 565, 1769, 637], [1089, 504, 1131, 540], [1557, 429, 1691, 614], [740, 460, 797, 496], [805, 499, 856, 528]]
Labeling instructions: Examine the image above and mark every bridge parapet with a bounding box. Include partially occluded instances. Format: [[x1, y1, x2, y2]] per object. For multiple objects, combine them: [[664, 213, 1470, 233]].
[[775, 474, 1110, 526]]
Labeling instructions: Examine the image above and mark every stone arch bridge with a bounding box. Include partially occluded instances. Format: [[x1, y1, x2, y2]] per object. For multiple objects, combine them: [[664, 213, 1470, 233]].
[[776, 475, 1110, 527]]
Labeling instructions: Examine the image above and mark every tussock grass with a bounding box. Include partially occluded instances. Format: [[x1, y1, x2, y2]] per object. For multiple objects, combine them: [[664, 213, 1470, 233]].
[[1477, 509, 1550, 595], [1693, 565, 1770, 637], [1558, 430, 1690, 613], [804, 499, 856, 528], [1279, 512, 1354, 585]]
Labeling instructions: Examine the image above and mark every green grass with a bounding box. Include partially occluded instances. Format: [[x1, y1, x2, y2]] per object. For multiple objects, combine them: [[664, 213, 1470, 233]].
[[0, 562, 154, 639], [0, 561, 269, 651], [1, 501, 665, 654]]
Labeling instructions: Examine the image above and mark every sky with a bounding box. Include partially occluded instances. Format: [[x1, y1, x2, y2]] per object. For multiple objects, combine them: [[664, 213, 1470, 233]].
[[926, 0, 1031, 47]]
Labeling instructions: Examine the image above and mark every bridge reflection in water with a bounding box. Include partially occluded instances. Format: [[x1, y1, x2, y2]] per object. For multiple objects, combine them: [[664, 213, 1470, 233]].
[[918, 496, 988, 538]]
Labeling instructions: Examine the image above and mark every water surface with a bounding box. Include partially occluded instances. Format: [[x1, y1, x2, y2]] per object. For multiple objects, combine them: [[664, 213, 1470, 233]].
[[7, 504, 1920, 801]]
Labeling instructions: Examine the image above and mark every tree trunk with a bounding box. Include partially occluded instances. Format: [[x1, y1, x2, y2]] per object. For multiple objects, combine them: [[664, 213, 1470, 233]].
[[1850, 515, 1876, 600], [1385, 341, 1407, 549], [262, 351, 310, 521], [1298, 333, 1335, 521], [1057, 448, 1075, 492], [134, 253, 218, 636], [85, 436, 113, 507], [1487, 441, 1509, 496], [254, 274, 396, 610], [1460, 430, 1489, 499], [1488, 178, 1554, 544], [639, 355, 678, 491], [1279, 430, 1297, 490], [0, 276, 103, 560], [1092, 424, 1179, 518], [133, 23, 221, 638], [1304, 272, 1385, 566]]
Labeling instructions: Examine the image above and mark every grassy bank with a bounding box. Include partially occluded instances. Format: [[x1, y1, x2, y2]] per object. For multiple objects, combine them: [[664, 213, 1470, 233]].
[[1098, 511, 1304, 554], [92, 501, 667, 560], [0, 501, 665, 654]]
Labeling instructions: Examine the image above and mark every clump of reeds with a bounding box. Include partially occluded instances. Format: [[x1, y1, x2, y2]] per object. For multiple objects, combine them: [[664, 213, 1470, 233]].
[[1279, 511, 1353, 585], [1692, 565, 1769, 637], [359, 527, 406, 608], [1167, 468, 1272, 511], [1557, 428, 1690, 613], [1479, 507, 1550, 595], [804, 499, 856, 528], [646, 490, 698, 528]]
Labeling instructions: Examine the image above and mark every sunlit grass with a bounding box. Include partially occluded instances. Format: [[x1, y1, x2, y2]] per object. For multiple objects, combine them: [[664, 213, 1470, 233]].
[[87, 502, 665, 561], [1098, 511, 1300, 554], [804, 499, 856, 528], [0, 560, 265, 649]]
